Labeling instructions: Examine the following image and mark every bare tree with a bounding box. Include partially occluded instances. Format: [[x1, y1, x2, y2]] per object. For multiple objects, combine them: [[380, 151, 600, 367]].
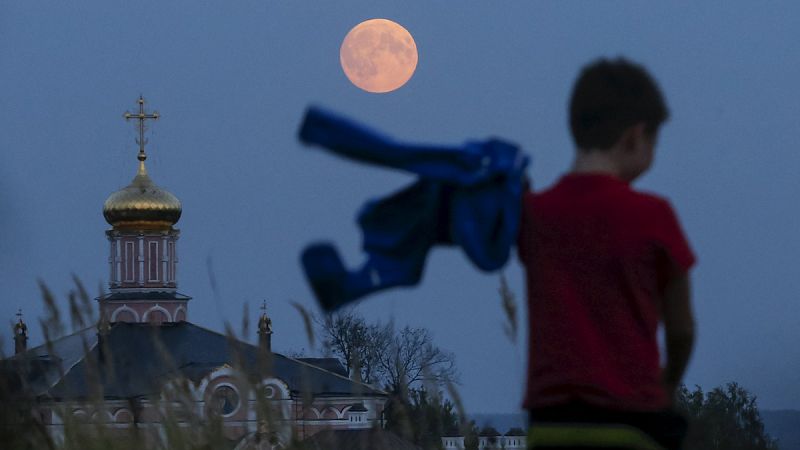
[[379, 326, 458, 396], [316, 310, 460, 449], [315, 310, 391, 385], [315, 311, 458, 396]]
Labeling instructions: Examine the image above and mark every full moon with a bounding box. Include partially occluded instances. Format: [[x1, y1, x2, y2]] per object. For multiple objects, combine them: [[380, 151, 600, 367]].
[[340, 19, 418, 93]]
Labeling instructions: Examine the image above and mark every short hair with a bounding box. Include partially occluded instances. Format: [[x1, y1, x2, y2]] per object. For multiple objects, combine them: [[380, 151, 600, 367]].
[[569, 58, 669, 150]]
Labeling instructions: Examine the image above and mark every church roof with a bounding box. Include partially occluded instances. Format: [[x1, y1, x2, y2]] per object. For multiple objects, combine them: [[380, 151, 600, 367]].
[[296, 357, 348, 377], [97, 290, 192, 302], [505, 427, 526, 436], [479, 426, 501, 437], [8, 322, 384, 401]]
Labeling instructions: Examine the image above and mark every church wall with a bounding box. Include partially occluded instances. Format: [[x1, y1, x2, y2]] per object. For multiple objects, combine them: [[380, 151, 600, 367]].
[[289, 396, 387, 440], [102, 300, 188, 323], [38, 390, 386, 446]]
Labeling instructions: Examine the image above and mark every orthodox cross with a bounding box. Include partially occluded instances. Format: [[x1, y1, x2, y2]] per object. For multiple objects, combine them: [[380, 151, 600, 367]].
[[124, 95, 160, 161], [15, 308, 23, 322], [260, 300, 268, 315]]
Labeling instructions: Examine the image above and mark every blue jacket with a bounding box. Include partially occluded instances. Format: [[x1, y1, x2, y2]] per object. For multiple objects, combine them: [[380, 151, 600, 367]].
[[298, 106, 529, 311]]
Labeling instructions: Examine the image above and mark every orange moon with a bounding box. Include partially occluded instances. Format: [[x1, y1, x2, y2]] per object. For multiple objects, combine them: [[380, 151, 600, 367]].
[[340, 19, 418, 93]]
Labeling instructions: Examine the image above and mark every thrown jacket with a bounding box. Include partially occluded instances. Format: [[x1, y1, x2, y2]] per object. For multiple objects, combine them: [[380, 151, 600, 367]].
[[298, 106, 529, 311]]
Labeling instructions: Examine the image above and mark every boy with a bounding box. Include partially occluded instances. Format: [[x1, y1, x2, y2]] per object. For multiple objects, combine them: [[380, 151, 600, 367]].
[[518, 58, 696, 449]]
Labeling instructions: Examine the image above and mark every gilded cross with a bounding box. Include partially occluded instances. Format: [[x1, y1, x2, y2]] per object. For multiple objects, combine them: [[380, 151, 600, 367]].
[[124, 95, 160, 161], [260, 300, 268, 314], [15, 308, 22, 321]]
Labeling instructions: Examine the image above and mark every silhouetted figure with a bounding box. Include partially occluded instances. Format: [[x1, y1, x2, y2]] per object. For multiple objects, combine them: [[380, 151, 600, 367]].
[[296, 58, 695, 450], [519, 58, 695, 450]]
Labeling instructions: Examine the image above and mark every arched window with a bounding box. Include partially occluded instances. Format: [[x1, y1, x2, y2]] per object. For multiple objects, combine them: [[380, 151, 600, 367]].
[[168, 241, 176, 282], [115, 310, 136, 323], [124, 241, 136, 282], [174, 308, 186, 322], [148, 241, 160, 282], [111, 306, 139, 323], [146, 309, 169, 325], [208, 385, 240, 417]]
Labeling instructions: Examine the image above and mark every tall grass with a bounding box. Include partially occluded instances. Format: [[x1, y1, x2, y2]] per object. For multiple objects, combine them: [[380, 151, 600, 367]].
[[0, 278, 328, 450], [1, 275, 494, 449]]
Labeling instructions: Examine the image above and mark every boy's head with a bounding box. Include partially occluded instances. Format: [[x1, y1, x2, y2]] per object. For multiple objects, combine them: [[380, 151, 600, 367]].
[[569, 58, 669, 180]]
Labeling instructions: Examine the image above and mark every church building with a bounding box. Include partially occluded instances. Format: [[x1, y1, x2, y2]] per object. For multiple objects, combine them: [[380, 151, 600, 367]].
[[4, 98, 389, 449]]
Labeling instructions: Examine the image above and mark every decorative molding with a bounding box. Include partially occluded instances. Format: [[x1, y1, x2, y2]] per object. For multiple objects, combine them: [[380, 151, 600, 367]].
[[138, 236, 145, 286], [110, 305, 140, 322], [102, 298, 187, 304], [311, 405, 346, 420], [173, 305, 187, 322], [148, 241, 159, 282], [90, 410, 114, 423], [115, 239, 122, 285], [142, 304, 172, 323], [162, 236, 168, 286], [108, 238, 115, 283], [196, 365, 238, 396], [258, 377, 291, 400], [124, 241, 135, 282], [104, 287, 181, 294], [210, 381, 241, 418], [113, 408, 133, 423]]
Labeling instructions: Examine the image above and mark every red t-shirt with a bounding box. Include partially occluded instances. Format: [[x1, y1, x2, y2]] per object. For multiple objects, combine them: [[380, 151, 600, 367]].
[[518, 173, 695, 411]]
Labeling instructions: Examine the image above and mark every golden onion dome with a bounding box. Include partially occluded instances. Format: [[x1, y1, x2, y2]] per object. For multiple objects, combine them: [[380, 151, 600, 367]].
[[103, 155, 181, 229]]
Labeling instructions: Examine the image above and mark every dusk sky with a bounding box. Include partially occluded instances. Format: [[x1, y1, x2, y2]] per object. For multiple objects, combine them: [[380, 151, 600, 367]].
[[1, 2, 799, 414]]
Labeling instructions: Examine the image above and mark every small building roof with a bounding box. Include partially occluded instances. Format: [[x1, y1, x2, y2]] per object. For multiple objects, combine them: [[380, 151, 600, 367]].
[[303, 428, 421, 450], [349, 402, 368, 412], [479, 426, 501, 437]]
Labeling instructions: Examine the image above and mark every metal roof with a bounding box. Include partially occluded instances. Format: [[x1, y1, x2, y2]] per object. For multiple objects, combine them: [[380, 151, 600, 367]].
[[303, 429, 421, 450], [6, 321, 384, 401]]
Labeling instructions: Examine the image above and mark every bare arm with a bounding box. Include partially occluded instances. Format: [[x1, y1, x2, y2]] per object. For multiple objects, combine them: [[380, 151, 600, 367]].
[[661, 273, 695, 399]]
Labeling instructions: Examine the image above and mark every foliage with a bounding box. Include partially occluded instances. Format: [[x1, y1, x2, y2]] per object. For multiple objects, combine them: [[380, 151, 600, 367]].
[[316, 310, 462, 449], [676, 382, 779, 450], [462, 420, 480, 450], [384, 387, 466, 450]]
